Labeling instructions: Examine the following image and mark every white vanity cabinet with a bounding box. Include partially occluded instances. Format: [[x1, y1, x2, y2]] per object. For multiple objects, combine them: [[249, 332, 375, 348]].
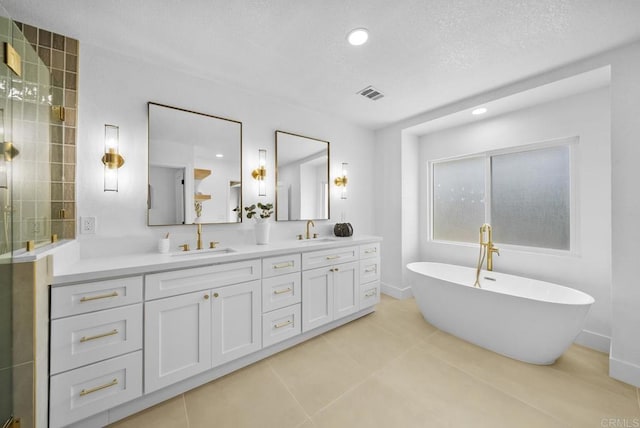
[[359, 243, 381, 307], [50, 237, 381, 427], [144, 260, 262, 393], [261, 253, 302, 347], [212, 280, 262, 366], [301, 247, 360, 332], [49, 276, 144, 428], [144, 290, 212, 393]]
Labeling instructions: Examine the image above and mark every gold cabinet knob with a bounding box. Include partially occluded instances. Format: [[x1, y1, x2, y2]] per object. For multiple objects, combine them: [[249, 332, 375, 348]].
[[204, 294, 209, 300], [213, 292, 219, 298]]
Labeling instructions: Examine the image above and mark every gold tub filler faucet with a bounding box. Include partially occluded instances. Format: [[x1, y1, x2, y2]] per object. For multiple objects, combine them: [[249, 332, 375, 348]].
[[474, 223, 500, 288]]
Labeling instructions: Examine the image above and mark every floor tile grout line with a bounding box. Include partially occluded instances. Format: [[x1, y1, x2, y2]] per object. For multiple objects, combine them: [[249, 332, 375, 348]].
[[319, 332, 374, 373], [309, 343, 421, 419], [267, 359, 312, 423], [419, 335, 569, 426], [182, 393, 191, 428], [366, 303, 440, 344], [294, 417, 313, 428]]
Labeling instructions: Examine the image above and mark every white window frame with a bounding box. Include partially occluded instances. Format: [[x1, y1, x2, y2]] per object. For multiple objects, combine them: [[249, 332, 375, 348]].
[[428, 136, 579, 256]]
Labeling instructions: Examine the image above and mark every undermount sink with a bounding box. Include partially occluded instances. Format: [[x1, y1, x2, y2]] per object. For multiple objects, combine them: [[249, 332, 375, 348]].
[[296, 238, 335, 244], [170, 247, 237, 257]]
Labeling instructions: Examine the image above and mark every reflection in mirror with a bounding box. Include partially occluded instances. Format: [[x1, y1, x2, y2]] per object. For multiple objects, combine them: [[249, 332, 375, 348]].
[[148, 103, 242, 225], [276, 131, 329, 221]]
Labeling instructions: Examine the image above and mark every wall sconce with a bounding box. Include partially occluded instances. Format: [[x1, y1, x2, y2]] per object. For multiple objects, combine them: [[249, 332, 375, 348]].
[[334, 162, 348, 199], [251, 148, 267, 196], [101, 124, 124, 192]]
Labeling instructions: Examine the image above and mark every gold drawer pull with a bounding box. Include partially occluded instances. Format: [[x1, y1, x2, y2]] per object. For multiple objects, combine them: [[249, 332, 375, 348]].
[[364, 267, 377, 273], [80, 291, 119, 302], [80, 329, 119, 343], [274, 320, 292, 329], [330, 267, 340, 272], [364, 291, 377, 298], [273, 262, 294, 269], [325, 255, 340, 260], [79, 378, 118, 396], [273, 287, 292, 295], [364, 248, 377, 254]]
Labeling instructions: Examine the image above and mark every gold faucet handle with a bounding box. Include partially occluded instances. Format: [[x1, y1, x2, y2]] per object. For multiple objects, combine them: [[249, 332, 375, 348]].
[[179, 244, 190, 252], [491, 246, 500, 256], [209, 241, 219, 249], [313, 233, 319, 239], [296, 234, 303, 240]]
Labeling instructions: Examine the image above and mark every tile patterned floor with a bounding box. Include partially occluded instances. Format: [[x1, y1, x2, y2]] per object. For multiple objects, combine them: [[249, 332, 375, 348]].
[[111, 295, 640, 428]]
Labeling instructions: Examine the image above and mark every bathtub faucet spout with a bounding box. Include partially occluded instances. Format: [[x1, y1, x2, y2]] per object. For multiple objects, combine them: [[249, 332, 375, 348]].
[[480, 224, 500, 271], [474, 223, 500, 287]]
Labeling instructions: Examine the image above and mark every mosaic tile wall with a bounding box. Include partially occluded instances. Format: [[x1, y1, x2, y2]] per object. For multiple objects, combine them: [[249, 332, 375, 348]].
[[16, 21, 78, 240]]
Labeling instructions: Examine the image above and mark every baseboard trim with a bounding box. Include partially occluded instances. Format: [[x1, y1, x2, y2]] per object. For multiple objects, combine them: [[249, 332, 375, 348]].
[[610, 355, 640, 387], [574, 329, 610, 353], [381, 282, 413, 299]]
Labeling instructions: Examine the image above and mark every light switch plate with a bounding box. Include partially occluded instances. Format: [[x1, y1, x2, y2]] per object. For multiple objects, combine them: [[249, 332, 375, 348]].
[[80, 216, 96, 234]]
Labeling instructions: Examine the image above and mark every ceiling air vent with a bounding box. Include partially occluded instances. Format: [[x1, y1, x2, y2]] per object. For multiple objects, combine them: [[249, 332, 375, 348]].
[[357, 85, 384, 101]]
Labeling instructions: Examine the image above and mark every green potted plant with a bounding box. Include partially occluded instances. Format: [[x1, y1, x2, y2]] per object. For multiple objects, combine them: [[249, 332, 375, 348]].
[[244, 202, 273, 244]]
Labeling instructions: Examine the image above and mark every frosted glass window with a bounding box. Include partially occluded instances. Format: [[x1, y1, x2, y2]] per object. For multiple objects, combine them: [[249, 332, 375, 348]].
[[432, 157, 485, 243], [491, 146, 570, 250]]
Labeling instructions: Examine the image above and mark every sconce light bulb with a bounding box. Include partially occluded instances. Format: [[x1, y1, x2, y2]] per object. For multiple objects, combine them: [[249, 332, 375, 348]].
[[258, 180, 266, 197]]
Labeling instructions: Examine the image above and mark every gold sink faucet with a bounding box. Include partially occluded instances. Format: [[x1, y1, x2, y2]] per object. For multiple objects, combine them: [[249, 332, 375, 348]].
[[305, 220, 315, 239], [196, 223, 203, 250]]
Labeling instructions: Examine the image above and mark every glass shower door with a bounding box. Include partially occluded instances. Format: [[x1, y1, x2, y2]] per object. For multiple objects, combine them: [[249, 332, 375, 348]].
[[0, 13, 16, 427], [0, 13, 53, 427]]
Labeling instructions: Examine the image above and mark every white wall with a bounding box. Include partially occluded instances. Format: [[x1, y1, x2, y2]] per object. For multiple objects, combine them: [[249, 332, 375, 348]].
[[610, 42, 640, 387], [76, 44, 375, 256], [374, 40, 640, 387], [418, 87, 611, 350]]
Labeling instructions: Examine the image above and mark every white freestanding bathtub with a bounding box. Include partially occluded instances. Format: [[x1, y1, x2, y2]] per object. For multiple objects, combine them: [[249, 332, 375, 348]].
[[406, 262, 595, 365]]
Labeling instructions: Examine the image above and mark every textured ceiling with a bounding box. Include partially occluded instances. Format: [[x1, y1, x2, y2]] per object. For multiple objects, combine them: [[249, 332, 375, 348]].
[[4, 0, 640, 129]]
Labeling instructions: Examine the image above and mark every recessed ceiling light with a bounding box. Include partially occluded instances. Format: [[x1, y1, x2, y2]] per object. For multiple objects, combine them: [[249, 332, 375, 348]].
[[472, 107, 488, 115], [347, 28, 369, 46], [216, 153, 224, 158]]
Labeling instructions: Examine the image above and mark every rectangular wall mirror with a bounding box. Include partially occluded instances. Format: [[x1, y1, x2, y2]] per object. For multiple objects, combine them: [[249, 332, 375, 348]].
[[148, 102, 242, 225], [276, 130, 329, 221]]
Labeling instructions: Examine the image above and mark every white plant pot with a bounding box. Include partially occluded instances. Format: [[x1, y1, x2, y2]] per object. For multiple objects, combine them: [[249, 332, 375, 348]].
[[255, 221, 270, 245]]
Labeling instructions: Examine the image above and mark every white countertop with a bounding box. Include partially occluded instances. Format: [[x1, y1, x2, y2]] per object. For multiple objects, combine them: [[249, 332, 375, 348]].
[[52, 235, 382, 285]]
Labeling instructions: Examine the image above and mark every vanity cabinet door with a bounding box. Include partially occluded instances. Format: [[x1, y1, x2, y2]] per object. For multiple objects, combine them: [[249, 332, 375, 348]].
[[302, 267, 334, 332], [333, 261, 360, 319], [144, 291, 212, 393], [212, 280, 262, 366]]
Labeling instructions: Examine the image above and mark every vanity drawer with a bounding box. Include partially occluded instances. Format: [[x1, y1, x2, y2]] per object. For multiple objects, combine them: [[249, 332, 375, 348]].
[[361, 282, 381, 308], [49, 351, 142, 428], [146, 259, 261, 300], [51, 276, 143, 319], [262, 272, 301, 312], [50, 304, 143, 375], [262, 304, 301, 348], [262, 253, 301, 278], [360, 258, 381, 284], [302, 246, 358, 270], [360, 242, 380, 260]]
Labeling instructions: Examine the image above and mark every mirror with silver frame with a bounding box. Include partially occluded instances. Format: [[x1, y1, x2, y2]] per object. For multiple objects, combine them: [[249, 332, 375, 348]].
[[276, 130, 330, 221], [147, 102, 242, 225]]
